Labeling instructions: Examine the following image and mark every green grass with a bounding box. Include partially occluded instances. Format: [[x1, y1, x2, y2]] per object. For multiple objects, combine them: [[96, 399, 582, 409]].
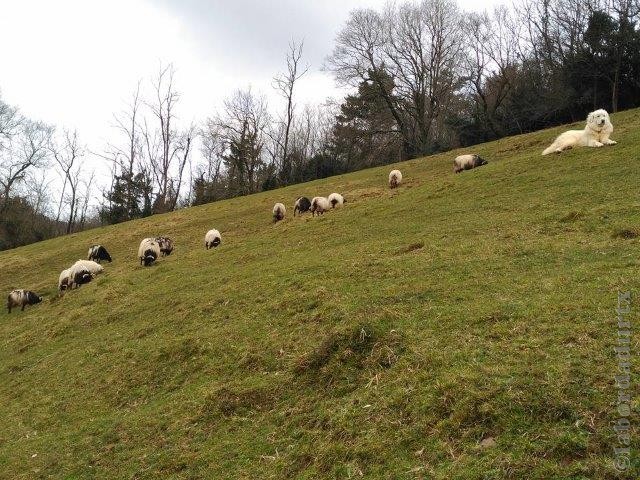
[[1, 111, 639, 479]]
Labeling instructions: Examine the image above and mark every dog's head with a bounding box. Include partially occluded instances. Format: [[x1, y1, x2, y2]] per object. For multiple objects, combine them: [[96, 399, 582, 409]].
[[587, 109, 610, 131]]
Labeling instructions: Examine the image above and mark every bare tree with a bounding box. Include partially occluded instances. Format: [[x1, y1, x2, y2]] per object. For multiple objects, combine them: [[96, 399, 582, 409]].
[[146, 64, 178, 212], [0, 97, 20, 149], [51, 129, 84, 234], [169, 124, 195, 210], [464, 7, 520, 137], [107, 82, 145, 216], [200, 122, 225, 186], [0, 119, 52, 211], [327, 8, 409, 155], [77, 170, 95, 230], [208, 88, 270, 196], [328, 0, 465, 157], [142, 64, 195, 212], [272, 40, 309, 184]]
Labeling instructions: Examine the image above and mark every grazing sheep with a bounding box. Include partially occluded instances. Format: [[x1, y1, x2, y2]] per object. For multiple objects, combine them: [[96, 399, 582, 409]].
[[294, 196, 311, 216], [328, 193, 345, 208], [58, 268, 71, 292], [58, 261, 101, 292], [7, 289, 42, 313], [389, 170, 402, 189], [69, 267, 93, 289], [155, 236, 174, 256], [138, 238, 161, 266], [71, 259, 104, 276], [273, 203, 286, 222], [205, 229, 222, 249], [453, 154, 488, 173], [87, 245, 112, 263], [310, 196, 331, 216]]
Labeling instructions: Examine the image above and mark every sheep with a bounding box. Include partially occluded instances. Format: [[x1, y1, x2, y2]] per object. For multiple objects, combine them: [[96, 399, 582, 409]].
[[138, 238, 161, 266], [273, 203, 286, 223], [389, 170, 402, 189], [58, 261, 101, 292], [71, 259, 104, 276], [87, 245, 112, 263], [453, 154, 488, 173], [310, 196, 331, 216], [58, 268, 71, 292], [155, 236, 174, 256], [294, 196, 311, 216], [328, 193, 345, 208], [69, 267, 93, 289], [7, 289, 42, 313], [205, 229, 221, 249]]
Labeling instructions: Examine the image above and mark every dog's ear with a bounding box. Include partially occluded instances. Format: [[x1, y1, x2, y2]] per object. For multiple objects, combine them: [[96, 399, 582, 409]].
[[587, 112, 594, 124]]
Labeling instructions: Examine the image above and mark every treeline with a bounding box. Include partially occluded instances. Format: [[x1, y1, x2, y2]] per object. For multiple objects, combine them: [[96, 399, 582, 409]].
[[2, 0, 639, 250], [0, 100, 98, 250]]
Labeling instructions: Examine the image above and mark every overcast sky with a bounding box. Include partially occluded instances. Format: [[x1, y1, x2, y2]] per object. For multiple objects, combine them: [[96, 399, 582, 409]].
[[0, 0, 498, 194]]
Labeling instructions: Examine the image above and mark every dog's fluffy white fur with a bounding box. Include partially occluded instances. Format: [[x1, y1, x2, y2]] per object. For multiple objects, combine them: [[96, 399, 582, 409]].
[[542, 109, 616, 155]]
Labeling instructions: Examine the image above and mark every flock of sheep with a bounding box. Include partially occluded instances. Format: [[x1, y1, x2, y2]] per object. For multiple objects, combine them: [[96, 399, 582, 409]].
[[6, 155, 489, 314]]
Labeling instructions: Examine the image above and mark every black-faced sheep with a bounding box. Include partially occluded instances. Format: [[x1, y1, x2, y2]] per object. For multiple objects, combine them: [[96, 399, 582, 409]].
[[310, 196, 331, 216], [7, 289, 42, 313], [328, 193, 345, 208], [294, 196, 311, 216], [59, 261, 100, 292], [138, 238, 161, 266], [273, 203, 286, 222], [70, 268, 93, 289], [87, 245, 112, 263], [389, 170, 402, 188], [205, 229, 221, 249], [453, 154, 488, 173]]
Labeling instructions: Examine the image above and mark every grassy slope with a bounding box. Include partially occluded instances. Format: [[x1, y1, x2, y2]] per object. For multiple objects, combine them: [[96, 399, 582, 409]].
[[0, 111, 639, 479]]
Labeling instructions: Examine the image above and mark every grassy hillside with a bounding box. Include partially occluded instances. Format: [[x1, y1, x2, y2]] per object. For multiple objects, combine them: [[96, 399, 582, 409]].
[[1, 110, 639, 479]]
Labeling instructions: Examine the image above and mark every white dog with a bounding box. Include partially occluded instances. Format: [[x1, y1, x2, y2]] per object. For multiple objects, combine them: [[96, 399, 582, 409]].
[[542, 109, 616, 155]]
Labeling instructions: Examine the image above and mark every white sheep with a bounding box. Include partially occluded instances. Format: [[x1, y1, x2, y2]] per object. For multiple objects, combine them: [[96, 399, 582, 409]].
[[310, 196, 331, 216], [453, 154, 488, 173], [273, 203, 286, 222], [389, 170, 402, 189], [58, 261, 103, 292], [328, 193, 345, 208], [58, 268, 71, 292], [71, 259, 104, 275], [205, 229, 222, 249], [64, 264, 94, 290], [138, 238, 161, 266]]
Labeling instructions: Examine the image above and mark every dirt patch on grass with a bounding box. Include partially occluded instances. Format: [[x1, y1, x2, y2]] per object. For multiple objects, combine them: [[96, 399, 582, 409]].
[[611, 228, 639, 239], [293, 325, 405, 384], [396, 241, 424, 254], [559, 211, 584, 222], [200, 385, 278, 419]]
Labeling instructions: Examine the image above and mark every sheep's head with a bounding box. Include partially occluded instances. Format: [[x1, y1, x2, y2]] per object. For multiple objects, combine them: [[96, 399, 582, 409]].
[[27, 291, 43, 304], [475, 156, 488, 166]]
